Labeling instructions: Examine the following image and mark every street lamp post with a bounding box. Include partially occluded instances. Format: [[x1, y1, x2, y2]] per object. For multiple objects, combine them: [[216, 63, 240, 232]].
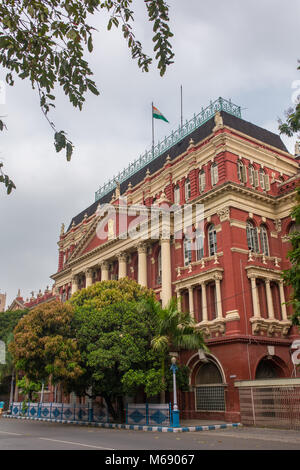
[[170, 356, 180, 427]]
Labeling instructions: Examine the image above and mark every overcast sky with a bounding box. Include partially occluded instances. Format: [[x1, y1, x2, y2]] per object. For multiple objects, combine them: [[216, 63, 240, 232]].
[[0, 0, 299, 306]]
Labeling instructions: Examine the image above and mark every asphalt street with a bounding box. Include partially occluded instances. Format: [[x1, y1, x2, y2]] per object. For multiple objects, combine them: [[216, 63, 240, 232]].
[[0, 418, 300, 451]]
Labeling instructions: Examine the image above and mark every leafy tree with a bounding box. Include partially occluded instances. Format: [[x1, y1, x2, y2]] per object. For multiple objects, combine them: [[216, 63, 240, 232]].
[[0, 309, 28, 385], [279, 62, 300, 328], [279, 61, 300, 138], [17, 376, 42, 403], [282, 186, 300, 327], [70, 279, 164, 420], [8, 300, 84, 391], [0, 0, 174, 193], [150, 297, 208, 402]]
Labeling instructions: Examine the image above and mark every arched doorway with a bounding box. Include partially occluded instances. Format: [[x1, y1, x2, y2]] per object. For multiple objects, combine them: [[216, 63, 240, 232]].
[[194, 359, 226, 411]]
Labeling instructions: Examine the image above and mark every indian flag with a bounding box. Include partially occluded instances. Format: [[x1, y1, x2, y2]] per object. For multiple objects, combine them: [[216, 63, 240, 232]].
[[152, 105, 169, 123]]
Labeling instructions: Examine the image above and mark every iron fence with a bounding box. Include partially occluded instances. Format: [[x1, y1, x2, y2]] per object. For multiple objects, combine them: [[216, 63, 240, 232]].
[[237, 384, 300, 430], [10, 402, 112, 423], [126, 403, 172, 427]]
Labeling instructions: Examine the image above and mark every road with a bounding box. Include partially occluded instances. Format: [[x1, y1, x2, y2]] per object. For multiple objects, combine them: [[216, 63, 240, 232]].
[[0, 418, 300, 451]]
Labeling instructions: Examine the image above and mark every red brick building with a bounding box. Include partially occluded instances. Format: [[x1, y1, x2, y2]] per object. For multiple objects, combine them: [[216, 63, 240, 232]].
[[51, 98, 300, 422]]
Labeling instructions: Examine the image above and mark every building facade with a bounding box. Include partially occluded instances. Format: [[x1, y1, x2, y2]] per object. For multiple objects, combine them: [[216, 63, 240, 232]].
[[0, 292, 6, 312], [7, 288, 57, 311], [51, 98, 300, 422]]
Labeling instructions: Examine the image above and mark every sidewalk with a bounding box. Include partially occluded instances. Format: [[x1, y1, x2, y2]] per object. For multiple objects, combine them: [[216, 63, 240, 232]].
[[3, 413, 242, 433]]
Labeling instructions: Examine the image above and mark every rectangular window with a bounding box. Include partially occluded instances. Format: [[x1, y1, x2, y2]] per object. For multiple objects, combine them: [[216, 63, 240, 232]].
[[196, 233, 204, 260], [199, 171, 206, 193], [184, 239, 192, 266]]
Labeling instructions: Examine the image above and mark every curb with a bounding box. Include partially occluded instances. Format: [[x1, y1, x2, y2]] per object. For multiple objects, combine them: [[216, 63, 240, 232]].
[[3, 415, 242, 433]]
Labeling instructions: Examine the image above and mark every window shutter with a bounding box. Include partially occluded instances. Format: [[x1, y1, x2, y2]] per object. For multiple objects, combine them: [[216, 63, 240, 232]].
[[237, 162, 241, 181], [241, 165, 247, 183], [212, 164, 218, 186], [253, 228, 259, 252], [246, 224, 252, 250], [264, 174, 270, 191], [248, 166, 254, 186], [200, 171, 206, 192], [254, 170, 259, 187], [260, 171, 265, 189]]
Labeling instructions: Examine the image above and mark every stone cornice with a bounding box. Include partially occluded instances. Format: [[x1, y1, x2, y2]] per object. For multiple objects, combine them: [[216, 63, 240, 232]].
[[245, 265, 283, 281], [174, 267, 224, 289]]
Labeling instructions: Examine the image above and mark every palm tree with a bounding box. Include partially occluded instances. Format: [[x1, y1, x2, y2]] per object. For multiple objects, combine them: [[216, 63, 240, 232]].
[[149, 297, 208, 403]]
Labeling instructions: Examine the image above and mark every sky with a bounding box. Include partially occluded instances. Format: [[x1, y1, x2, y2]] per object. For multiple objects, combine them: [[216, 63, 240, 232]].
[[0, 0, 299, 306]]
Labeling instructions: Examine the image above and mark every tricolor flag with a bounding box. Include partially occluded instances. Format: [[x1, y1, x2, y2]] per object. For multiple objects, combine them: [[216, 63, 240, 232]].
[[152, 105, 169, 123]]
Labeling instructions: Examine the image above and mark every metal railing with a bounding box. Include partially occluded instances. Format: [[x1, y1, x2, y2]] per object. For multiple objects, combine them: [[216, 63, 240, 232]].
[[10, 402, 112, 423], [126, 403, 172, 427], [94, 97, 242, 202], [236, 382, 300, 430]]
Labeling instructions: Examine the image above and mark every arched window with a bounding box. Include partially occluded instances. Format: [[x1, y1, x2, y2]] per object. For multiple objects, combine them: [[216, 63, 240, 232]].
[[246, 221, 259, 252], [255, 359, 281, 379], [199, 169, 206, 193], [183, 238, 192, 266], [248, 165, 255, 186], [289, 222, 300, 235], [195, 360, 225, 411], [196, 230, 204, 260], [260, 225, 269, 256], [196, 362, 223, 385], [174, 184, 180, 205], [208, 224, 217, 256], [211, 163, 218, 186], [185, 178, 191, 201]]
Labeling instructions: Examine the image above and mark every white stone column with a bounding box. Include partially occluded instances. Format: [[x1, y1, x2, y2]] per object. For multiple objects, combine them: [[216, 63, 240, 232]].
[[249, 275, 261, 318], [188, 286, 194, 319], [279, 280, 287, 320], [118, 252, 127, 279], [137, 243, 148, 287], [201, 282, 208, 322], [101, 261, 109, 281], [215, 276, 223, 320], [161, 237, 172, 307], [85, 268, 93, 288], [71, 275, 79, 295], [265, 279, 275, 320]]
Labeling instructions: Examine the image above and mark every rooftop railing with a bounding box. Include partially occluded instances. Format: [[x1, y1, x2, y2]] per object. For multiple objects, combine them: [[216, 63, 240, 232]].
[[95, 97, 242, 202]]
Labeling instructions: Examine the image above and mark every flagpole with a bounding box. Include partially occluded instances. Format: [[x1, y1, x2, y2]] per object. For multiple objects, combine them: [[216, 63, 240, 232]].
[[152, 101, 154, 157]]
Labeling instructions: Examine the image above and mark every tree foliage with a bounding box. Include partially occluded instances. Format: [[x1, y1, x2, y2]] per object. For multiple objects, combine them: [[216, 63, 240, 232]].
[[279, 62, 300, 328], [0, 308, 28, 383], [282, 186, 300, 326], [149, 296, 207, 402], [0, 0, 174, 193], [8, 300, 83, 389], [279, 61, 300, 138], [70, 279, 164, 419]]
